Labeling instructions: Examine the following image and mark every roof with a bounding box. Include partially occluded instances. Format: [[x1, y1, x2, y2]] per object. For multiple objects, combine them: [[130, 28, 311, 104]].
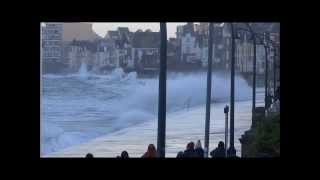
[[182, 23, 195, 36], [132, 32, 160, 48], [118, 27, 130, 34], [107, 31, 120, 39]]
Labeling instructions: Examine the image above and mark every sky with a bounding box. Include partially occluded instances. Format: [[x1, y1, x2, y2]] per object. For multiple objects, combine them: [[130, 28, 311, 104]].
[[92, 23, 187, 39]]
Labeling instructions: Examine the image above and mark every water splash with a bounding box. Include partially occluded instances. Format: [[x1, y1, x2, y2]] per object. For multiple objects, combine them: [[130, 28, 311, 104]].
[[78, 62, 88, 79]]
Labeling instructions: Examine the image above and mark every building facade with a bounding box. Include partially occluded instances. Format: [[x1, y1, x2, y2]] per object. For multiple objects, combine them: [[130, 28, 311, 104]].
[[132, 31, 160, 71], [180, 33, 201, 64], [41, 23, 65, 73]]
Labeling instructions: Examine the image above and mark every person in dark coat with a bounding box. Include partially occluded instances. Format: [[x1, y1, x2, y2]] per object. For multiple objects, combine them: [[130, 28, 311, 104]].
[[210, 141, 226, 158], [141, 144, 158, 158], [266, 93, 273, 110], [85, 153, 94, 158], [194, 140, 204, 158], [176, 151, 184, 158], [183, 142, 196, 158], [275, 86, 280, 101], [121, 151, 129, 158]]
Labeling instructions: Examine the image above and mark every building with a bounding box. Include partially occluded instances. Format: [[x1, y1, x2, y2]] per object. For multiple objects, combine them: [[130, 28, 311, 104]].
[[235, 32, 266, 75], [105, 27, 134, 70], [132, 30, 160, 71], [62, 23, 102, 42], [177, 23, 202, 65], [167, 38, 179, 68], [180, 32, 201, 64], [193, 23, 229, 68], [176, 25, 184, 40], [198, 23, 209, 36], [62, 26, 135, 74], [94, 39, 119, 72], [41, 23, 65, 73], [66, 40, 97, 72]]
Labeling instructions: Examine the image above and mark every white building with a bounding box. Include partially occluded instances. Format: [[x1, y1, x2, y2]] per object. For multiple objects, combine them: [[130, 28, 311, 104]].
[[41, 23, 63, 63], [200, 47, 208, 67], [235, 39, 266, 74], [105, 28, 134, 70], [256, 44, 265, 74], [95, 39, 118, 70], [180, 33, 201, 63], [68, 45, 92, 72], [132, 31, 160, 70]]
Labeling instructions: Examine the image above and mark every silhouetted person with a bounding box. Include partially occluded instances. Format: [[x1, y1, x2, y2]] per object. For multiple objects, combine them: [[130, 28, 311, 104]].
[[275, 86, 280, 101], [194, 140, 204, 158], [183, 142, 196, 158], [142, 144, 158, 158], [85, 153, 94, 158], [210, 141, 226, 158], [266, 93, 273, 110], [121, 151, 129, 158], [176, 151, 184, 158]]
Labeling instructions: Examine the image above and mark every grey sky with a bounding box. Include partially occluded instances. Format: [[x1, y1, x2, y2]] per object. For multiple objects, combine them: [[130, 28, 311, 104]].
[[92, 23, 187, 39]]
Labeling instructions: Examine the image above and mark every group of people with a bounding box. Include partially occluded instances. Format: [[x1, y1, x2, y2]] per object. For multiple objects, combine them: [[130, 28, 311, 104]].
[[177, 140, 226, 158], [85, 140, 229, 158], [176, 140, 204, 158]]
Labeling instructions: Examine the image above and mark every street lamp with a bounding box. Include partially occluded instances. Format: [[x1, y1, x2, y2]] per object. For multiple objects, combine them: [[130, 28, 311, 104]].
[[264, 33, 270, 111], [227, 22, 236, 157], [273, 44, 279, 96], [157, 22, 167, 158], [244, 23, 257, 123], [204, 23, 214, 158]]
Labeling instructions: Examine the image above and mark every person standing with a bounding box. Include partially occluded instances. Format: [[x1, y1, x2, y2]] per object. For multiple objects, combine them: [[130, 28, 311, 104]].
[[194, 140, 204, 158], [210, 141, 226, 158], [141, 144, 158, 158], [183, 142, 197, 158]]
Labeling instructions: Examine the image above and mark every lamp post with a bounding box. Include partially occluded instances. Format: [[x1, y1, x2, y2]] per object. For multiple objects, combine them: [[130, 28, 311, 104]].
[[157, 22, 167, 158], [264, 33, 269, 111], [273, 46, 277, 96], [204, 23, 214, 158], [245, 23, 257, 122], [227, 23, 236, 157]]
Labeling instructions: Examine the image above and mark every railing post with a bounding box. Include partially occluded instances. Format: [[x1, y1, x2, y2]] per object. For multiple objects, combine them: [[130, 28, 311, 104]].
[[224, 105, 229, 157]]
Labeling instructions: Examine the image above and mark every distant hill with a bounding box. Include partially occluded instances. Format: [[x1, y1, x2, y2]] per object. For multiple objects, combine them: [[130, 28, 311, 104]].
[[62, 23, 102, 42]]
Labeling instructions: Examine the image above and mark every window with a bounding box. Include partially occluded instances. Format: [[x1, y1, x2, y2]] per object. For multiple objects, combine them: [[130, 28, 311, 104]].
[[186, 46, 191, 54]]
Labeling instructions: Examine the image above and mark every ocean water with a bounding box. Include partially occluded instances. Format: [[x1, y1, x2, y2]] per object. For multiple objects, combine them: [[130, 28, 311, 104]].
[[41, 67, 261, 157]]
